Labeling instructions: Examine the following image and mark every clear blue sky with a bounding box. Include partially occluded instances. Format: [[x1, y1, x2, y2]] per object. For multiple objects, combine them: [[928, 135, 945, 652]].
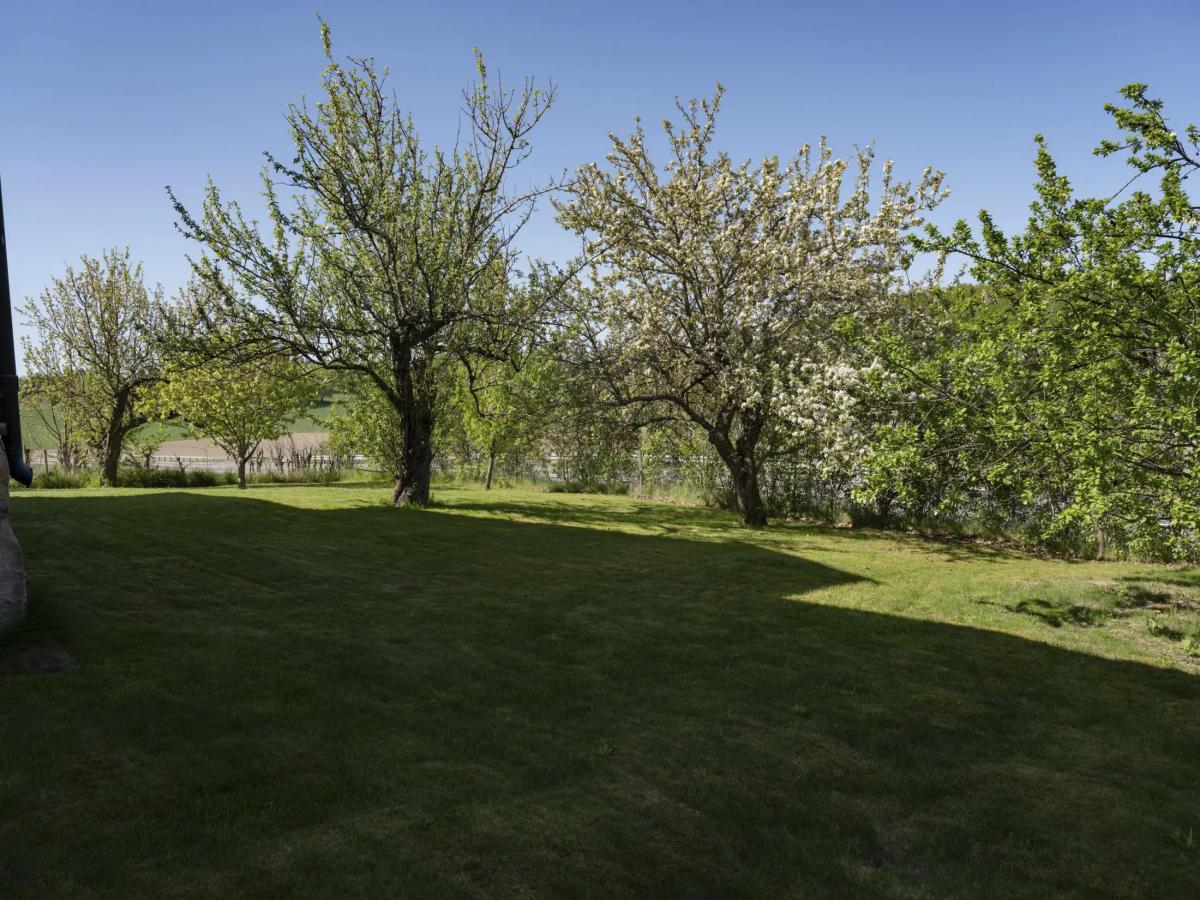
[[3, 0, 1197, 356]]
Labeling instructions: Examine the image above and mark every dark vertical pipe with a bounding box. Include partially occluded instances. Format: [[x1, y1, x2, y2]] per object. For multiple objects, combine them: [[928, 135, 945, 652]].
[[0, 179, 35, 486]]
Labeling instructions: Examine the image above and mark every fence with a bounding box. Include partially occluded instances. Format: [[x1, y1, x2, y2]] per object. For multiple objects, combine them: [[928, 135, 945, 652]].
[[27, 447, 369, 476]]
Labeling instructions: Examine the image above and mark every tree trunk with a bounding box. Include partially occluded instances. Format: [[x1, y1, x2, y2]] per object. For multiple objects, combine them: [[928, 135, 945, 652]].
[[237, 457, 248, 490], [99, 397, 129, 486], [390, 339, 435, 507], [730, 457, 767, 527], [99, 388, 132, 487], [484, 441, 497, 490], [392, 420, 433, 506], [707, 428, 768, 527]]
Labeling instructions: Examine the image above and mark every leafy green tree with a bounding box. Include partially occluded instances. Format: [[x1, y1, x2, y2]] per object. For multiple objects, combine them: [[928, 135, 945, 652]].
[[147, 354, 316, 488], [452, 339, 560, 488], [121, 426, 164, 470], [882, 85, 1200, 557], [538, 369, 642, 487], [20, 374, 86, 472], [170, 23, 556, 507], [21, 249, 166, 485], [327, 372, 424, 481], [556, 88, 945, 525]]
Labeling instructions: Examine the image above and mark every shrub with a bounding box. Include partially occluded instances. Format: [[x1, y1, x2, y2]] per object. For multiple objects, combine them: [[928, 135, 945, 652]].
[[24, 470, 97, 490], [547, 480, 630, 496], [115, 468, 235, 488], [244, 467, 354, 486]]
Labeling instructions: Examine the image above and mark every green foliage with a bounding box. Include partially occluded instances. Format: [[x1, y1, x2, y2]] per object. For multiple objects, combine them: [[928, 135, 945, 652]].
[[169, 23, 557, 505], [325, 377, 407, 478], [114, 468, 232, 488], [20, 249, 167, 483], [20, 377, 87, 470], [24, 469, 96, 490], [870, 85, 1200, 558], [16, 468, 238, 490], [145, 331, 318, 487], [120, 425, 164, 469], [452, 355, 554, 474]]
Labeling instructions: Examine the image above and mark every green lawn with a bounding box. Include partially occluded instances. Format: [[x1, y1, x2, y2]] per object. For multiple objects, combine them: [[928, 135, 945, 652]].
[[2, 485, 1198, 897]]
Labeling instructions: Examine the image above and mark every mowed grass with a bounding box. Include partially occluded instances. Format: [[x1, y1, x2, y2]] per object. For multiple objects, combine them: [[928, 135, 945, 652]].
[[2, 485, 1198, 898]]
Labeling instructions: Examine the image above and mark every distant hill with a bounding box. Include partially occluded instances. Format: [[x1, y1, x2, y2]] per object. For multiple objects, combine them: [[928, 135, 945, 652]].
[[19, 391, 349, 451]]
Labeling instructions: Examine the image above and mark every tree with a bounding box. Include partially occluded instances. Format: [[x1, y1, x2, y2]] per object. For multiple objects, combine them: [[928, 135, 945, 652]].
[[843, 88, 1200, 556], [121, 425, 164, 470], [893, 85, 1200, 558], [170, 22, 556, 507], [326, 377, 407, 480], [452, 351, 555, 489], [555, 89, 945, 525], [21, 374, 86, 472], [21, 249, 165, 485], [147, 354, 316, 488]]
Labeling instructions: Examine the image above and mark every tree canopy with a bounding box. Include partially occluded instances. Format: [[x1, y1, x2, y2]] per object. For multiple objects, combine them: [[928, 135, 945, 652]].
[[555, 88, 946, 524], [869, 84, 1200, 556], [170, 22, 557, 505], [21, 248, 166, 485]]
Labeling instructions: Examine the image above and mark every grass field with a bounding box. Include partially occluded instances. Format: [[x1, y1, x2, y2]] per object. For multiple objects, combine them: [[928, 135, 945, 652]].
[[2, 485, 1198, 897], [19, 393, 343, 451]]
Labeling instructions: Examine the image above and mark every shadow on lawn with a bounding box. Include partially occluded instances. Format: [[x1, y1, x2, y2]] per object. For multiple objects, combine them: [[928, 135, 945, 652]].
[[1004, 597, 1113, 628], [444, 494, 1025, 562], [4, 490, 1199, 899]]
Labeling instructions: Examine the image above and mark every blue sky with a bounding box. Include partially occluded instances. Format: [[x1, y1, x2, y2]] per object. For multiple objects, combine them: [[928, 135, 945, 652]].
[[2, 0, 1197, 354]]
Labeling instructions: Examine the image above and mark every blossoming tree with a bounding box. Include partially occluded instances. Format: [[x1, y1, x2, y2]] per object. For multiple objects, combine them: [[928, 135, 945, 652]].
[[555, 89, 945, 525]]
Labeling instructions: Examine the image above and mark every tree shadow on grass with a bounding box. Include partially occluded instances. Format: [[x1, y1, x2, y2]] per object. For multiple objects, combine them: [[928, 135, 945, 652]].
[[786, 521, 1030, 562], [1003, 597, 1113, 628], [1112, 574, 1200, 609], [2, 491, 1199, 899], [444, 494, 1029, 563], [441, 494, 734, 531], [241, 479, 394, 490]]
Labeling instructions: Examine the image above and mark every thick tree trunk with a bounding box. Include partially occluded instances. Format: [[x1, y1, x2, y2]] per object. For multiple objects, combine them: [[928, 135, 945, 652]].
[[237, 457, 248, 490], [392, 421, 433, 506], [100, 441, 121, 487], [99, 396, 129, 487], [99, 388, 133, 487], [729, 457, 767, 527], [707, 427, 768, 527], [390, 339, 435, 507], [484, 441, 497, 490]]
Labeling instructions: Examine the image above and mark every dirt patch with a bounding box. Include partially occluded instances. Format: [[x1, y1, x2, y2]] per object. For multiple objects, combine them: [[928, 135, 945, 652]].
[[157, 432, 330, 461]]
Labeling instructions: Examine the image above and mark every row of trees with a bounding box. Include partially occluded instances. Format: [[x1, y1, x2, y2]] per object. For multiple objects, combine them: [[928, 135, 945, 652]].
[[22, 22, 1200, 558], [162, 25, 945, 527], [22, 257, 317, 488]]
